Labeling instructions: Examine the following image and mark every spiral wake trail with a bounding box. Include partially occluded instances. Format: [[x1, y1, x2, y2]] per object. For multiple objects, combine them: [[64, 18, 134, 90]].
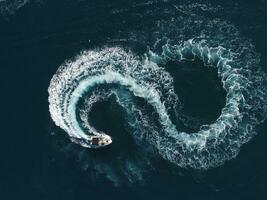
[[46, 0, 267, 179], [48, 36, 267, 169]]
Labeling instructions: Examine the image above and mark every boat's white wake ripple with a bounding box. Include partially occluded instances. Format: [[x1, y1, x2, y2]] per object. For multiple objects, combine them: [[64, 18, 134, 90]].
[[48, 39, 267, 169]]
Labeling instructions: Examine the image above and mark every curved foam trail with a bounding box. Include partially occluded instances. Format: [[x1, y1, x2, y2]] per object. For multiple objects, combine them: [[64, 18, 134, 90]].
[[69, 72, 177, 140], [48, 48, 177, 147], [48, 41, 267, 169], [149, 40, 267, 168]]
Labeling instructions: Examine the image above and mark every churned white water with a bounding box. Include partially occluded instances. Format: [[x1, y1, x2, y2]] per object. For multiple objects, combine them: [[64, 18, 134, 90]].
[[48, 38, 267, 169]]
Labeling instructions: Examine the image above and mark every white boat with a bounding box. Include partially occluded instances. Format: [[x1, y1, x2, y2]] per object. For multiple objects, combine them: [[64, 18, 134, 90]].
[[89, 134, 112, 148]]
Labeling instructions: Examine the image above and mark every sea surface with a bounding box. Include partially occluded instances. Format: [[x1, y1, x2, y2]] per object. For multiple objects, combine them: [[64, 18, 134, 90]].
[[1, 0, 267, 199]]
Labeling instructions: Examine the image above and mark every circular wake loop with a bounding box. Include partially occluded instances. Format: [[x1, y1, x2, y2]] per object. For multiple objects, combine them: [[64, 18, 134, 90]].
[[48, 38, 267, 169]]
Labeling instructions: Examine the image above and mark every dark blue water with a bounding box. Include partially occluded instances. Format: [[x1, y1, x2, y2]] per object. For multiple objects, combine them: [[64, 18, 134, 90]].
[[1, 0, 267, 199]]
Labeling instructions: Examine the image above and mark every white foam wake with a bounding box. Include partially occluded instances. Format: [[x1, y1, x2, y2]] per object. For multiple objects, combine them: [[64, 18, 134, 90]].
[[48, 40, 267, 169]]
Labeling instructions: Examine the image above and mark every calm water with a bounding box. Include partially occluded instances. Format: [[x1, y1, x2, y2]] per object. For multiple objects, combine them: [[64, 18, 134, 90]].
[[1, 0, 267, 199]]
